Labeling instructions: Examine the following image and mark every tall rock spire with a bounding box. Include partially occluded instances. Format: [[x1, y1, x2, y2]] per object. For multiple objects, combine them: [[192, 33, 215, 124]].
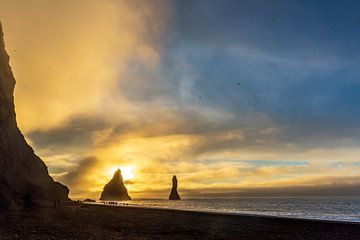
[[100, 169, 131, 201], [169, 175, 180, 200], [0, 22, 69, 210]]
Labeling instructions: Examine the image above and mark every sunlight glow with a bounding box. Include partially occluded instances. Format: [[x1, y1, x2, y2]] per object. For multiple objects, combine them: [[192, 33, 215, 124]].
[[108, 166, 135, 181]]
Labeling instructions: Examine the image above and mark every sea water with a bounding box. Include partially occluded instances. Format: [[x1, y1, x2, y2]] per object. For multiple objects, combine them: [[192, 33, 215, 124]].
[[99, 197, 360, 222]]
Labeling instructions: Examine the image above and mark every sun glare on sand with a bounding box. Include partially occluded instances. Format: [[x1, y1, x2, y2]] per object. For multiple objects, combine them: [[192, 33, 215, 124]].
[[108, 166, 135, 181]]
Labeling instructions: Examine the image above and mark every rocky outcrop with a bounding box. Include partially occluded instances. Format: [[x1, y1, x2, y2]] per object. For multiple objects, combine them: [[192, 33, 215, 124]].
[[0, 23, 69, 210], [169, 175, 180, 200], [100, 169, 131, 201]]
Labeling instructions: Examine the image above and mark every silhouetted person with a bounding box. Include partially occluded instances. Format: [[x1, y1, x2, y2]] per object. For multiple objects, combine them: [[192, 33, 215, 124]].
[[169, 175, 181, 200], [53, 198, 61, 208]]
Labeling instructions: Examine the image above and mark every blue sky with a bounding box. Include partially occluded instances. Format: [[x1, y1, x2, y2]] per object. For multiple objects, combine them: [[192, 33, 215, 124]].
[[166, 0, 360, 135]]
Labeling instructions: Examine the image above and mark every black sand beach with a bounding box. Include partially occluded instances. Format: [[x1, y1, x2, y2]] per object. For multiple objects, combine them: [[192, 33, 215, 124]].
[[1, 203, 359, 240]]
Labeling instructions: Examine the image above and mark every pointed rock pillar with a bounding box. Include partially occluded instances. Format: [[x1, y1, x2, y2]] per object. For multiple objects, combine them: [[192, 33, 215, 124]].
[[100, 169, 131, 201], [169, 175, 180, 200]]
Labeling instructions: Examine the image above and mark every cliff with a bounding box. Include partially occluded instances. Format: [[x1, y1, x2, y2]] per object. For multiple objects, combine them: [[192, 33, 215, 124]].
[[100, 169, 131, 201], [0, 23, 69, 210]]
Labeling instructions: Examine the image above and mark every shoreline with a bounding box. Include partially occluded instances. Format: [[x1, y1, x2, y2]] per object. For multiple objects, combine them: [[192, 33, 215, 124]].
[[86, 201, 360, 224]]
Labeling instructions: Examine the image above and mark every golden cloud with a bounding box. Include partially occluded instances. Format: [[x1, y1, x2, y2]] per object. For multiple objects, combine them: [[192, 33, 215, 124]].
[[0, 0, 171, 132]]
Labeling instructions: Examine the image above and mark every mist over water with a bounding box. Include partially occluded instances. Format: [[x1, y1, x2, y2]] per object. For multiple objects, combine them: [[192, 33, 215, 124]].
[[98, 197, 360, 222]]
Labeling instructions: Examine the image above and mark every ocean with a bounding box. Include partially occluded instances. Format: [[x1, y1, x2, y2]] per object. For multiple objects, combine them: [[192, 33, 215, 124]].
[[98, 197, 360, 222]]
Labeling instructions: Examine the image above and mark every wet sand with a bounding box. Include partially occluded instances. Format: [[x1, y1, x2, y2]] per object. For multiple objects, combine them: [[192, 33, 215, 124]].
[[0, 203, 359, 240]]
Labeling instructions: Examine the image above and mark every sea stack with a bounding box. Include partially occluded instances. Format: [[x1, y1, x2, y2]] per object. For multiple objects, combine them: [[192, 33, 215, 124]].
[[169, 175, 181, 200], [0, 23, 69, 210], [100, 169, 131, 201]]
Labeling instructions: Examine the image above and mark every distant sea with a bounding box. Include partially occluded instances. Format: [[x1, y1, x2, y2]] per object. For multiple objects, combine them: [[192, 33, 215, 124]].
[[95, 197, 360, 222]]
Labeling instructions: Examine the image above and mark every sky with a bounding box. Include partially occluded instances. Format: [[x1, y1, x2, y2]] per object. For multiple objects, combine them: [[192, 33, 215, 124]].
[[1, 0, 360, 199]]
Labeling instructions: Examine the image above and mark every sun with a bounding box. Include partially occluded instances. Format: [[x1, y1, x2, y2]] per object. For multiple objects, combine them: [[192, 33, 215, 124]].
[[108, 166, 135, 181]]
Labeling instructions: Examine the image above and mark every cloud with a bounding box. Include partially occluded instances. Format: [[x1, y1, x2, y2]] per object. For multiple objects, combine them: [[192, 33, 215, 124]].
[[2, 0, 360, 199], [183, 182, 360, 198], [27, 104, 360, 199], [60, 157, 98, 186], [0, 0, 172, 132]]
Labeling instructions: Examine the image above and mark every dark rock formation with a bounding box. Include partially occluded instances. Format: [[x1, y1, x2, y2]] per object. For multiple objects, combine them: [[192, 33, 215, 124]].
[[100, 169, 131, 201], [169, 175, 180, 200], [0, 23, 69, 210]]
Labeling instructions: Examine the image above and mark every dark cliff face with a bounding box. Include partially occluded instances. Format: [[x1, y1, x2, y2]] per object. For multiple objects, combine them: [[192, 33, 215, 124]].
[[0, 23, 69, 210], [169, 175, 180, 200], [100, 169, 131, 201]]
